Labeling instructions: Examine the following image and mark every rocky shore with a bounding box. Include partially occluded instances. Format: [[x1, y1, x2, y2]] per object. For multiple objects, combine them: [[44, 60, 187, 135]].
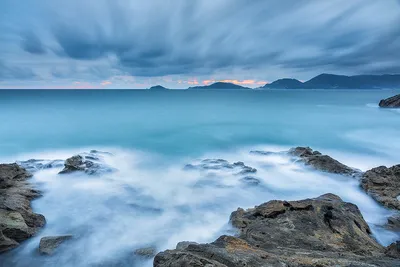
[[0, 147, 399, 266]]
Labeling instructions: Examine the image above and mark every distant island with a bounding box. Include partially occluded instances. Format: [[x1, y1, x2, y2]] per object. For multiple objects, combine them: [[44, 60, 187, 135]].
[[262, 74, 400, 89], [149, 85, 169, 90], [188, 82, 250, 90]]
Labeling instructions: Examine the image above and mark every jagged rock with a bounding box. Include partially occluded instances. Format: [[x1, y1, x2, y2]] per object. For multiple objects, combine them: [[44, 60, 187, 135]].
[[176, 241, 199, 250], [386, 214, 400, 231], [39, 235, 73, 255], [134, 247, 157, 258], [289, 147, 356, 175], [386, 241, 400, 258], [154, 194, 400, 267], [379, 94, 400, 108], [184, 159, 257, 176], [0, 164, 45, 253], [16, 159, 64, 173], [361, 165, 400, 210], [59, 151, 115, 175]]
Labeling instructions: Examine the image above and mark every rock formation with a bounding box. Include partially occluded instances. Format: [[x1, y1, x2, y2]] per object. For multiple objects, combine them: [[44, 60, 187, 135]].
[[154, 194, 400, 266], [0, 164, 45, 253], [59, 150, 114, 175], [39, 235, 73, 255], [379, 94, 400, 108]]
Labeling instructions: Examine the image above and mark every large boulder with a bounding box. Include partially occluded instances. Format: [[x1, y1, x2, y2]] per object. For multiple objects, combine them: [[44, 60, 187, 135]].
[[39, 235, 73, 255], [361, 165, 400, 210], [289, 147, 357, 175], [154, 194, 400, 267], [379, 94, 400, 108], [0, 164, 45, 253], [59, 151, 114, 175]]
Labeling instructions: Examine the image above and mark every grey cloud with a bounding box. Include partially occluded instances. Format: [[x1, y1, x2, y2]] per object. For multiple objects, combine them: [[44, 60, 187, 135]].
[[21, 31, 46, 55], [2, 0, 400, 81], [0, 61, 37, 80]]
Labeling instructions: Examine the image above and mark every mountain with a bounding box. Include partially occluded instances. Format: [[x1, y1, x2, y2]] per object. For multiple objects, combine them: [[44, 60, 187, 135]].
[[262, 74, 400, 89], [188, 82, 250, 90], [262, 78, 303, 89], [149, 85, 168, 90]]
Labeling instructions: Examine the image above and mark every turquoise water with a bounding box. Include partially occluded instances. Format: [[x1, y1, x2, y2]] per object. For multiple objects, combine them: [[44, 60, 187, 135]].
[[1, 89, 400, 267]]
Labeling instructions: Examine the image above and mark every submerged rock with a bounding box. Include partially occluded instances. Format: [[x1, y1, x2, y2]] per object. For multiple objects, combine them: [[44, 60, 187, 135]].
[[39, 235, 73, 255], [154, 194, 400, 266], [17, 159, 64, 173], [59, 151, 115, 175], [184, 159, 257, 176], [379, 94, 400, 108], [289, 147, 357, 175], [134, 247, 157, 258], [0, 164, 45, 253], [361, 165, 400, 210]]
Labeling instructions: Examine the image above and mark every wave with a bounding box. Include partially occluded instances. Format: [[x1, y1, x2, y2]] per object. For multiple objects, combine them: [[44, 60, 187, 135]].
[[1, 146, 398, 267]]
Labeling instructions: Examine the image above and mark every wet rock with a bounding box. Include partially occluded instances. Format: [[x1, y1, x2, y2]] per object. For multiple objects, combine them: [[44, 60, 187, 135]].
[[0, 164, 45, 253], [289, 147, 357, 175], [379, 94, 400, 108], [39, 235, 73, 255], [386, 214, 400, 231], [17, 159, 64, 173], [134, 247, 157, 258], [154, 194, 399, 267], [239, 176, 261, 186], [184, 159, 257, 176], [361, 165, 400, 210], [176, 241, 199, 250], [386, 241, 400, 258], [59, 151, 115, 175]]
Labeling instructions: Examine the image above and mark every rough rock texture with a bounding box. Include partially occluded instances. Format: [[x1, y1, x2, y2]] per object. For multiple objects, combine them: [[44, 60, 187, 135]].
[[386, 241, 400, 258], [361, 165, 400, 210], [184, 159, 257, 175], [59, 151, 114, 175], [387, 214, 400, 231], [0, 164, 45, 253], [289, 147, 357, 175], [154, 194, 400, 267], [379, 94, 400, 108], [39, 235, 73, 255], [176, 241, 199, 250]]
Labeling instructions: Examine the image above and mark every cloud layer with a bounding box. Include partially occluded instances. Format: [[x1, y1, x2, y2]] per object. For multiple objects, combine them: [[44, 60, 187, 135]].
[[1, 0, 399, 88]]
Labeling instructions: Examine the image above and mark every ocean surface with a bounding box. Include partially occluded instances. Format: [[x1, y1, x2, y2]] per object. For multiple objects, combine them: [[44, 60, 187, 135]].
[[0, 89, 400, 267]]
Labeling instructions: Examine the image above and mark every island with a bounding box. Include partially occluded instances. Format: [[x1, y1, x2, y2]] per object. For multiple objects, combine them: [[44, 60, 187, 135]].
[[262, 73, 400, 89], [148, 85, 169, 90], [188, 82, 250, 90]]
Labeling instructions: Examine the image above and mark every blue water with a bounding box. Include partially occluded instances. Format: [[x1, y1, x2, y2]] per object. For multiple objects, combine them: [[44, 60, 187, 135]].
[[0, 89, 399, 267]]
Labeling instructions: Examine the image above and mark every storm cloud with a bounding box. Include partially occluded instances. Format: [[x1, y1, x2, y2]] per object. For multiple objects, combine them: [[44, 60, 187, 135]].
[[1, 0, 399, 87]]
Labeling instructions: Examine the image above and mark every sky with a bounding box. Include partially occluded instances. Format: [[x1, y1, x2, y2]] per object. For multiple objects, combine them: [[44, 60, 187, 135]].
[[0, 0, 400, 89]]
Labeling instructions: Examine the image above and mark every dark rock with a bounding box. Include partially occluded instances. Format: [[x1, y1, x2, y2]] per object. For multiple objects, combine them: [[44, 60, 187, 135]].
[[176, 241, 199, 250], [134, 247, 157, 258], [239, 176, 261, 186], [59, 151, 115, 175], [0, 164, 45, 253], [361, 165, 400, 210], [386, 214, 400, 231], [379, 94, 400, 108], [154, 194, 400, 266], [17, 159, 64, 173], [184, 159, 257, 176], [386, 241, 400, 258], [39, 235, 73, 255], [289, 147, 357, 175]]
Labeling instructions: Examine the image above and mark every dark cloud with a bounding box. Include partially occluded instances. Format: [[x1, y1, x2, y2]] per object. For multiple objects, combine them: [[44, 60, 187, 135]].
[[21, 31, 46, 55], [1, 0, 400, 83]]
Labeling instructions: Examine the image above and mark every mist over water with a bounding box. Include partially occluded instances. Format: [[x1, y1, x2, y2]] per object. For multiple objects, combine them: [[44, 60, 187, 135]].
[[0, 89, 399, 267]]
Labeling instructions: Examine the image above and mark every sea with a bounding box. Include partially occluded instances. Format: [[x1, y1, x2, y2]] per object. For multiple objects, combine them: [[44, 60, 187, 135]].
[[0, 89, 399, 267]]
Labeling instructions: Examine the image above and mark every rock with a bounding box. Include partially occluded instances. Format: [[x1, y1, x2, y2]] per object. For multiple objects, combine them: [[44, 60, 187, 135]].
[[154, 194, 400, 267], [59, 151, 115, 175], [176, 241, 199, 250], [386, 241, 400, 258], [134, 247, 157, 258], [39, 235, 73, 255], [184, 159, 257, 176], [16, 159, 64, 173], [239, 176, 261, 186], [361, 165, 400, 210], [386, 214, 400, 231], [0, 164, 45, 253], [379, 94, 400, 108], [289, 147, 356, 175]]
